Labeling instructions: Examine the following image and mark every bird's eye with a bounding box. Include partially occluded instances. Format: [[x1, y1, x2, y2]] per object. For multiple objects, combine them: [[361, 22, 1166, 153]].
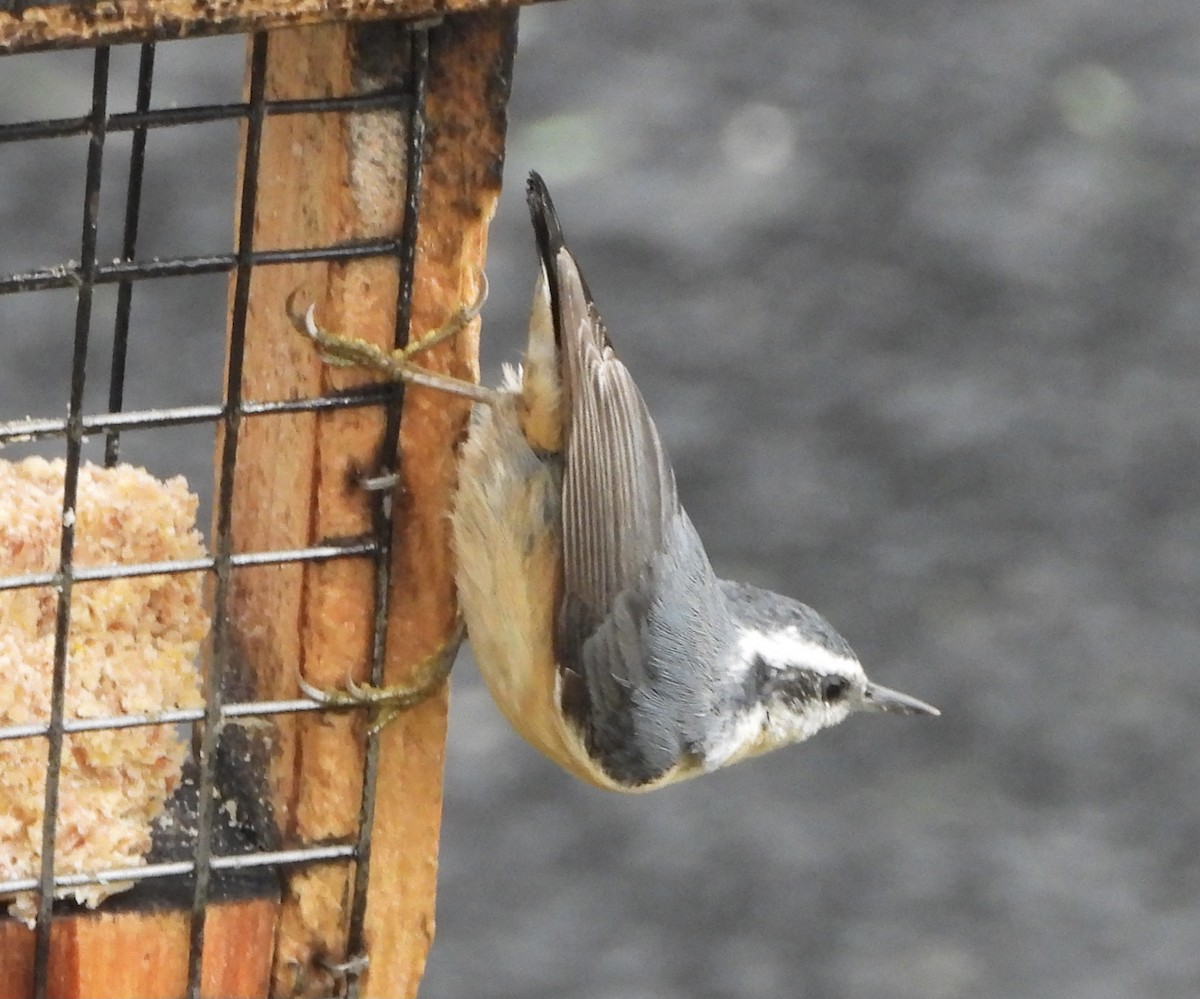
[[822, 676, 849, 703]]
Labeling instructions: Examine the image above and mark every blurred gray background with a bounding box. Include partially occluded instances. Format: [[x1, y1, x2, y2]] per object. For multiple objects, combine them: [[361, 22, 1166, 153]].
[[2, 1, 1198, 997]]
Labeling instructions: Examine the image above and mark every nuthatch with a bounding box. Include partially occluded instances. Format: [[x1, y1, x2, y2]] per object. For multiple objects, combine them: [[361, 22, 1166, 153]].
[[293, 172, 938, 792]]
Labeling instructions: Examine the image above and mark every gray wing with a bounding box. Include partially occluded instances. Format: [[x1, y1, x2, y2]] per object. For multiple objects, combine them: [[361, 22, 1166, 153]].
[[556, 257, 677, 637], [526, 174, 735, 786]]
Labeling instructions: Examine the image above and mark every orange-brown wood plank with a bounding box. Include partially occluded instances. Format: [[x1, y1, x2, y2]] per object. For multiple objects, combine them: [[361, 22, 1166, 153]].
[[0, 899, 276, 999], [0, 0, 544, 56], [360, 14, 514, 995], [219, 13, 515, 998]]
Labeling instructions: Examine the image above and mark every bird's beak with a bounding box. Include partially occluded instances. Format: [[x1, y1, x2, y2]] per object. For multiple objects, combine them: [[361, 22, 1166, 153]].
[[861, 682, 940, 716]]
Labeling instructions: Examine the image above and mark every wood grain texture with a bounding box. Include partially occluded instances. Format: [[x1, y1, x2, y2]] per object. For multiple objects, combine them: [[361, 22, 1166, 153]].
[[360, 14, 515, 997], [0, 12, 514, 997], [0, 900, 276, 999], [218, 14, 515, 998], [0, 0, 544, 56]]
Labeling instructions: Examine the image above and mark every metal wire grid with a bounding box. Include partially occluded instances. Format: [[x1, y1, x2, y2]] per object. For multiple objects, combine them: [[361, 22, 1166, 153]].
[[0, 27, 433, 999]]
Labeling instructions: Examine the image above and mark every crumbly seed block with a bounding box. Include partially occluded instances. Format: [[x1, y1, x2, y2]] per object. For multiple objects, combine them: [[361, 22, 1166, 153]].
[[0, 457, 208, 925]]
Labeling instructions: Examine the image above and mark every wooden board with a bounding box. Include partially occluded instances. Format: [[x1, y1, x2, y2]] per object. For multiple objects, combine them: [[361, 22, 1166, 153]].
[[0, 900, 277, 999], [0, 0, 545, 56], [219, 14, 516, 999], [0, 12, 515, 999]]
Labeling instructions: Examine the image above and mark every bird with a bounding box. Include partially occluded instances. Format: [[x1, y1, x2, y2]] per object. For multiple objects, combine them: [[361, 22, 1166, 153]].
[[292, 171, 938, 792]]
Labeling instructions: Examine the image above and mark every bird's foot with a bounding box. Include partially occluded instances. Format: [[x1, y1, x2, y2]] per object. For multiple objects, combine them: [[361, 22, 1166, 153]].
[[298, 628, 462, 734], [285, 276, 499, 405]]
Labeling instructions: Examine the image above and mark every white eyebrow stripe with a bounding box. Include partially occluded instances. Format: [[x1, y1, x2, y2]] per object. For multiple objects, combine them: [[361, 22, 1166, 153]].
[[735, 627, 863, 678]]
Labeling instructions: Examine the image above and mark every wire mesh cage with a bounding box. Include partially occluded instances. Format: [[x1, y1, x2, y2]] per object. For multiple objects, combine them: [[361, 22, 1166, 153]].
[[0, 6, 517, 997]]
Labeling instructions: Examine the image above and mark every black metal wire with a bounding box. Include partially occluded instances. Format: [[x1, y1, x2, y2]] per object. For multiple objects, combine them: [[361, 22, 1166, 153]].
[[0, 88, 412, 144], [0, 692, 338, 745], [31, 45, 111, 999], [104, 42, 156, 466], [0, 539, 378, 596], [0, 237, 403, 295], [1, 26, 442, 998], [0, 386, 398, 445], [1, 842, 358, 898], [184, 30, 270, 998]]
